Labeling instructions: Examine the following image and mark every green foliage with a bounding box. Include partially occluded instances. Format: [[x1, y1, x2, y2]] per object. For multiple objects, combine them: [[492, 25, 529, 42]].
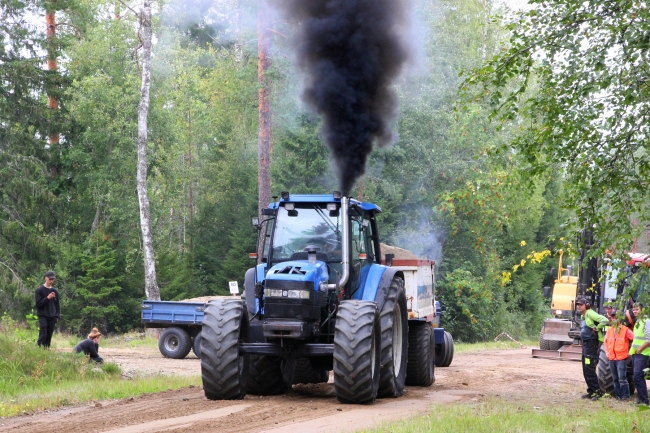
[[464, 0, 650, 260]]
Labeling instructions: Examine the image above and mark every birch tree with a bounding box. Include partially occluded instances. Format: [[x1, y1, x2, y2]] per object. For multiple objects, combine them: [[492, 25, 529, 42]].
[[136, 0, 160, 300]]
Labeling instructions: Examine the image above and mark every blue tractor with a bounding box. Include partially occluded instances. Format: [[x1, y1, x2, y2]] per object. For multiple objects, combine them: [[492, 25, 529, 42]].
[[200, 193, 452, 403]]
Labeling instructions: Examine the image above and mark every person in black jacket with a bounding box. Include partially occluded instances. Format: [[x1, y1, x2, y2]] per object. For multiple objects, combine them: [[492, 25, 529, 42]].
[[35, 270, 60, 348], [75, 328, 103, 364]]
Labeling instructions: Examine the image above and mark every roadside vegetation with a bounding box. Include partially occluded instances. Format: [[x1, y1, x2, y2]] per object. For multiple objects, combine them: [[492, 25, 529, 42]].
[[0, 317, 198, 418], [366, 398, 647, 433]]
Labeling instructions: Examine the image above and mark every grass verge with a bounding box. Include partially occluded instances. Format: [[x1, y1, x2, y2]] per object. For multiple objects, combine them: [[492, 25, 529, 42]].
[[0, 332, 198, 418], [454, 338, 538, 353], [365, 398, 648, 433]]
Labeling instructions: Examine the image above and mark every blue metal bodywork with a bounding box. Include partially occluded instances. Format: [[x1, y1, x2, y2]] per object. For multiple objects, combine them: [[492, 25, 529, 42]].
[[268, 194, 381, 213], [352, 264, 387, 302], [266, 260, 330, 288], [141, 300, 205, 325]]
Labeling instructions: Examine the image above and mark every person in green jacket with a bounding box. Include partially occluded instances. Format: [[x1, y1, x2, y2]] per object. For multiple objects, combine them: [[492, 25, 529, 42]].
[[629, 303, 650, 406], [576, 297, 609, 400]]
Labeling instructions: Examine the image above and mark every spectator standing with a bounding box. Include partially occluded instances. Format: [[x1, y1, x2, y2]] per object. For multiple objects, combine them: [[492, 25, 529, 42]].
[[603, 311, 634, 400], [629, 303, 650, 407], [576, 298, 609, 400], [35, 270, 60, 348], [75, 328, 104, 364]]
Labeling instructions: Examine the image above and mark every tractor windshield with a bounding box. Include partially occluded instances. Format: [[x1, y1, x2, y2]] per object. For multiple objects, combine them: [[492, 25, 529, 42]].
[[271, 204, 341, 263]]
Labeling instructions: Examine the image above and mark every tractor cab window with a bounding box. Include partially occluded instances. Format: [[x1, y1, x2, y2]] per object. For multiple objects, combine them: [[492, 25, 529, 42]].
[[271, 204, 341, 263], [350, 210, 374, 289], [261, 218, 275, 262]]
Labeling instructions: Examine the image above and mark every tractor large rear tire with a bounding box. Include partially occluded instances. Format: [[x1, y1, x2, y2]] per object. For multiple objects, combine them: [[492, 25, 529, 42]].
[[293, 358, 329, 384], [200, 300, 249, 400], [597, 346, 635, 396], [435, 330, 454, 367], [378, 277, 408, 398], [246, 355, 295, 395], [159, 327, 192, 359], [405, 321, 434, 387], [333, 300, 381, 404]]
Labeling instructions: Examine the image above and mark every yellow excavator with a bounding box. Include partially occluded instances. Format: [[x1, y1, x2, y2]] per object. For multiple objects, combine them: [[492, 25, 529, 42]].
[[533, 250, 582, 360]]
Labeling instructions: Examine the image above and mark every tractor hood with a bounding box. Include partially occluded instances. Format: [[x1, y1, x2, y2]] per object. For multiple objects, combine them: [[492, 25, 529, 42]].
[[265, 260, 329, 292]]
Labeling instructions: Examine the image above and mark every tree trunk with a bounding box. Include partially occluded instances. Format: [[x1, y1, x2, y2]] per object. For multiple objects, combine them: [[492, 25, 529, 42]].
[[257, 6, 272, 260], [45, 8, 58, 179], [137, 0, 160, 301]]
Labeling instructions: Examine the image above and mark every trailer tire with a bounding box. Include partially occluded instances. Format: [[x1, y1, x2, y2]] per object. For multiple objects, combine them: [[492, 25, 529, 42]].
[[293, 358, 329, 384], [246, 355, 294, 395], [333, 300, 381, 404], [158, 327, 192, 359], [405, 322, 434, 387], [192, 332, 202, 359], [378, 277, 408, 398], [435, 331, 454, 367], [597, 345, 635, 396], [200, 300, 249, 400]]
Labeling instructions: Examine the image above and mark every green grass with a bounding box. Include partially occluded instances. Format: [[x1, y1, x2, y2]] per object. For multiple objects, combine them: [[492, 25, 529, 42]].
[[0, 331, 198, 418], [454, 338, 538, 353], [48, 331, 159, 350], [365, 398, 648, 433]]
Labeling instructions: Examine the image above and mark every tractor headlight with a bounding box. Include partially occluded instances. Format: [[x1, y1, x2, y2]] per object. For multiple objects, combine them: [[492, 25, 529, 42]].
[[267, 289, 283, 297], [288, 290, 311, 299]]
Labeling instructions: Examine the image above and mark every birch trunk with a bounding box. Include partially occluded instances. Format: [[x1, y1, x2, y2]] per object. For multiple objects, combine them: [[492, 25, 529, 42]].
[[137, 0, 160, 301]]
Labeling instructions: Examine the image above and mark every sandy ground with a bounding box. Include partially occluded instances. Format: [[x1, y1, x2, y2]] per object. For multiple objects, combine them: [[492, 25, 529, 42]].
[[1, 346, 586, 433]]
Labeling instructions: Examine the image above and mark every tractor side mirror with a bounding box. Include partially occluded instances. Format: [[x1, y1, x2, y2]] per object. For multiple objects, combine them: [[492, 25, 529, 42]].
[[543, 286, 551, 299]]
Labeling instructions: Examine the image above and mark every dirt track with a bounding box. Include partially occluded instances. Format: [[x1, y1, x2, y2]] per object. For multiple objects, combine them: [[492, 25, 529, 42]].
[[1, 346, 584, 433]]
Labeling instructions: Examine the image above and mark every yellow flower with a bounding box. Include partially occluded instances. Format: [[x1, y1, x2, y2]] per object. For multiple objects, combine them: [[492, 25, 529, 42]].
[[520, 240, 526, 247]]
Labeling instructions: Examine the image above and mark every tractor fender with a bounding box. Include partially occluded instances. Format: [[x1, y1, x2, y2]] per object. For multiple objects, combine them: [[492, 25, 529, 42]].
[[244, 267, 256, 315], [353, 265, 404, 312]]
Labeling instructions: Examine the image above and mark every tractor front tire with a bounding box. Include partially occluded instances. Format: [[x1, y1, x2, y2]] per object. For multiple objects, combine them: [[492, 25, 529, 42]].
[[405, 321, 434, 387], [200, 300, 249, 400], [159, 327, 192, 359], [538, 328, 551, 350], [435, 330, 454, 367], [378, 277, 408, 398], [293, 358, 329, 384], [333, 300, 381, 404], [246, 355, 295, 395]]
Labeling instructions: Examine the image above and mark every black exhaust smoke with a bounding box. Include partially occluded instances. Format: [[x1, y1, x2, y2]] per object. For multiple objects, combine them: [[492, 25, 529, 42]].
[[276, 0, 410, 196]]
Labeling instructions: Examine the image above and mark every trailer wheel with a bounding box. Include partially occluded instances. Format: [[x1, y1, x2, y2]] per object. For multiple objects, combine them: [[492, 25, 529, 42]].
[[405, 321, 434, 387], [293, 358, 329, 384], [378, 277, 408, 398], [597, 345, 635, 396], [333, 300, 381, 404], [246, 355, 294, 395], [435, 330, 454, 367], [192, 332, 202, 359], [158, 327, 192, 359], [200, 300, 249, 400]]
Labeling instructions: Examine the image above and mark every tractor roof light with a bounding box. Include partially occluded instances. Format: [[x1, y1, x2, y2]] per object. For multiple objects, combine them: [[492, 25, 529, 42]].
[[327, 203, 337, 211], [281, 191, 290, 200], [333, 191, 342, 199], [284, 203, 295, 210]]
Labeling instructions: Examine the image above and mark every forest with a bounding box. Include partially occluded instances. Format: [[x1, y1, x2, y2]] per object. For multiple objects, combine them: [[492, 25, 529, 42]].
[[2, 0, 647, 341]]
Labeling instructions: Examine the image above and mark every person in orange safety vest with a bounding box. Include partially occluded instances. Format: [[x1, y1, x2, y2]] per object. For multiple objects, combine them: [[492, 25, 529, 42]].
[[603, 310, 634, 400]]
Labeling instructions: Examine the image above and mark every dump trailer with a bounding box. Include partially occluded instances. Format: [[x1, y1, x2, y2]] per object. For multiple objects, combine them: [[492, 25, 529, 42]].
[[199, 192, 453, 404]]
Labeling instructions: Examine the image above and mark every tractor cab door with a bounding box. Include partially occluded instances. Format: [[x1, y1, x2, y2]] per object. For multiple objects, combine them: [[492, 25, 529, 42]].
[[348, 208, 376, 296]]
